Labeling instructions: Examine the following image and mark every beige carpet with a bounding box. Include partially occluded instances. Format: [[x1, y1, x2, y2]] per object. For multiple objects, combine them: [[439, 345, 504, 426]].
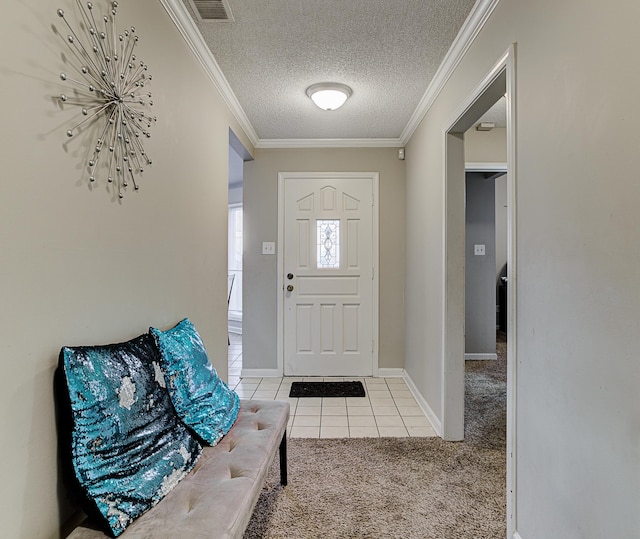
[[245, 336, 507, 538]]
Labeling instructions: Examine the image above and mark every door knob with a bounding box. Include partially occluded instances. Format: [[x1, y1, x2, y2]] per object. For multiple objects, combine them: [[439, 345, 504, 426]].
[[287, 285, 294, 292], [287, 273, 294, 280]]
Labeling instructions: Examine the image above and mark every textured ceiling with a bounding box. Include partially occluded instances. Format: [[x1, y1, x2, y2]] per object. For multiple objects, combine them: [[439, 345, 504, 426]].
[[181, 0, 478, 142]]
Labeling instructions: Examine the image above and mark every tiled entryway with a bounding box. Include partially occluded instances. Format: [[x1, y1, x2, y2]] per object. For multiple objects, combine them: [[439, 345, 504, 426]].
[[228, 333, 436, 438]]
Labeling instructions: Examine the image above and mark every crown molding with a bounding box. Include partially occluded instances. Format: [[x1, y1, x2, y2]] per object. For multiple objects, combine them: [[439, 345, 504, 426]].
[[255, 138, 404, 149], [159, 0, 259, 147], [465, 161, 507, 172], [399, 0, 502, 145], [161, 0, 500, 150]]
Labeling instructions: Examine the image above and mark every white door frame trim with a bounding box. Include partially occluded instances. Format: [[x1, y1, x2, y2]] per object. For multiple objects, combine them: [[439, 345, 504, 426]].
[[442, 44, 518, 537], [277, 172, 380, 377]]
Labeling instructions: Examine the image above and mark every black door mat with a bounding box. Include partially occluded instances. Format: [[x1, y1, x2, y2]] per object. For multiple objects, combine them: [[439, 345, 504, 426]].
[[289, 381, 366, 398]]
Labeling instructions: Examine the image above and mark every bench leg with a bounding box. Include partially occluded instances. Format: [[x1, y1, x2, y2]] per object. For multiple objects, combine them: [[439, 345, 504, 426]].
[[279, 433, 288, 486]]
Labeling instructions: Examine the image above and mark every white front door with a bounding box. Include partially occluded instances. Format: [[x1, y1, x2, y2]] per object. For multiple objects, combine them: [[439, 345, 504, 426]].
[[280, 173, 377, 377]]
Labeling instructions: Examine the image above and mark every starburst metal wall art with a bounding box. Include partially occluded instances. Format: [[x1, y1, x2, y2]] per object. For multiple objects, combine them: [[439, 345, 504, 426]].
[[56, 1, 156, 199]]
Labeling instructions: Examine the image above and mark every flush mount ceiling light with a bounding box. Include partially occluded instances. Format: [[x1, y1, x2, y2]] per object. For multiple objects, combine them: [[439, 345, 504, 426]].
[[306, 83, 352, 111]]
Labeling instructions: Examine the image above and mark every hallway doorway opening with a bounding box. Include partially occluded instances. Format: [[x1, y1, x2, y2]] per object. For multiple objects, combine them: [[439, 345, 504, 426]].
[[442, 46, 517, 536], [228, 129, 252, 379]]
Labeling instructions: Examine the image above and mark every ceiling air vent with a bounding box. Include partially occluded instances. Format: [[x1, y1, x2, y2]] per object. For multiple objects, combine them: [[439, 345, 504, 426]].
[[187, 0, 234, 22]]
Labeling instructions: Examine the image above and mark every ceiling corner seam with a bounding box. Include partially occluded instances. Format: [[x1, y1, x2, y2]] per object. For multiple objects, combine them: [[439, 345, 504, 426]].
[[255, 138, 404, 149], [399, 0, 502, 146], [158, 0, 259, 147]]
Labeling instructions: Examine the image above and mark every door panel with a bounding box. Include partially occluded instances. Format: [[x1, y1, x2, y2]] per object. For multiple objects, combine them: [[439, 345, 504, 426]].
[[297, 276, 358, 296], [283, 176, 374, 376]]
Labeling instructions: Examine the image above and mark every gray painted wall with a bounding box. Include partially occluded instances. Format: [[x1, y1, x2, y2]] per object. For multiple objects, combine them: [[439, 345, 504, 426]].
[[464, 127, 508, 285], [404, 0, 640, 536], [228, 185, 243, 205], [465, 173, 496, 355], [243, 148, 405, 372], [0, 0, 254, 535], [228, 136, 245, 207], [228, 145, 245, 205], [464, 127, 507, 163]]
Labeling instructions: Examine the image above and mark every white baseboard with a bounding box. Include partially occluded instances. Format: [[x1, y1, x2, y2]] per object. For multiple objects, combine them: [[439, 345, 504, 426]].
[[402, 371, 442, 437], [465, 353, 498, 360], [377, 368, 404, 377], [513, 533, 523, 539], [240, 368, 281, 378]]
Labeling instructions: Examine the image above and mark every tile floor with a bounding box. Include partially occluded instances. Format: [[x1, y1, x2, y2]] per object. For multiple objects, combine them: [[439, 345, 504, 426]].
[[228, 333, 436, 438]]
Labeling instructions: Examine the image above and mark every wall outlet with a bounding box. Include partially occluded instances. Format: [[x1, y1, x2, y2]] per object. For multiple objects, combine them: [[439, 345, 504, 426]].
[[474, 244, 486, 256], [262, 241, 276, 255]]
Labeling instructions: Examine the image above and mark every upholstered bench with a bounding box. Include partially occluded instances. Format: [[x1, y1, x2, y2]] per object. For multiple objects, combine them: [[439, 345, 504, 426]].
[[57, 319, 289, 539], [67, 399, 289, 539]]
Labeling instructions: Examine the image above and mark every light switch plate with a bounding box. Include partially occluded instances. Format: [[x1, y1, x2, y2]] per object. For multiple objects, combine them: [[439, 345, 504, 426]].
[[262, 241, 276, 255], [474, 244, 486, 256]]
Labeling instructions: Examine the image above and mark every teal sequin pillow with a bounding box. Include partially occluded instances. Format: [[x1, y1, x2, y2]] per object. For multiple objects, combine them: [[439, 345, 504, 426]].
[[59, 333, 203, 537], [150, 318, 240, 445]]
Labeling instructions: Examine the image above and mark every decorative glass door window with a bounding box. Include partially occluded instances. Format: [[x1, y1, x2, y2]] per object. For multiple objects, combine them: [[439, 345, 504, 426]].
[[317, 220, 340, 269]]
